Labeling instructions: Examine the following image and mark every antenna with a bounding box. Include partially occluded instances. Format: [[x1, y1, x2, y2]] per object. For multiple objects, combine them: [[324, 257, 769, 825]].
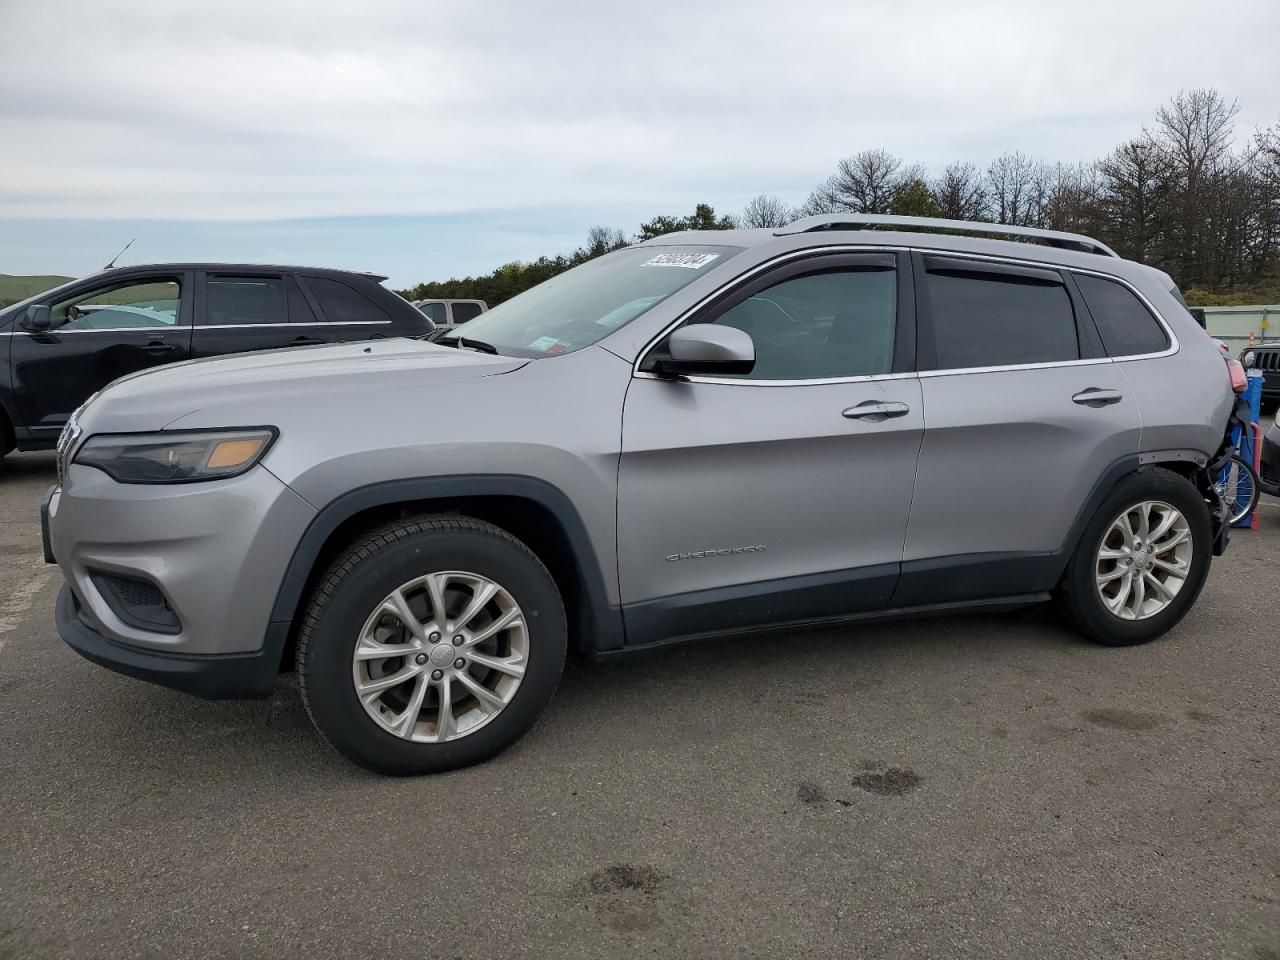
[[104, 238, 135, 270]]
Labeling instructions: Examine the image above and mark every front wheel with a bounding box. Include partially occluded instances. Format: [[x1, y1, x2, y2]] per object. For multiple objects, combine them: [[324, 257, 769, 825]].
[[1058, 467, 1212, 646], [297, 516, 567, 774]]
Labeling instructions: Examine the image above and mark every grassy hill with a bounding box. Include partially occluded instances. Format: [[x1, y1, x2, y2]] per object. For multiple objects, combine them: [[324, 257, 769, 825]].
[[0, 274, 75, 310]]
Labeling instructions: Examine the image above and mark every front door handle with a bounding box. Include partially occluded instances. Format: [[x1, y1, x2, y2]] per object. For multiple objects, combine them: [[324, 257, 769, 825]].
[[1072, 388, 1124, 407], [291, 336, 326, 346], [143, 340, 177, 355], [842, 400, 911, 422]]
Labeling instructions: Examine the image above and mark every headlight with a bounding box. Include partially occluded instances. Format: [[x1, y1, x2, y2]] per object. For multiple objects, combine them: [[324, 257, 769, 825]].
[[1242, 350, 1257, 367], [73, 429, 276, 484]]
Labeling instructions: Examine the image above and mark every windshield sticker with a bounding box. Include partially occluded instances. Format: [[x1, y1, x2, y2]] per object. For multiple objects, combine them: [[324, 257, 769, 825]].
[[528, 336, 569, 353], [641, 252, 720, 269]]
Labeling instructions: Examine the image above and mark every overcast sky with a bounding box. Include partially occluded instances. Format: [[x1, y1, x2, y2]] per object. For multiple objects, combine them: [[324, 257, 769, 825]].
[[1, 0, 1277, 288]]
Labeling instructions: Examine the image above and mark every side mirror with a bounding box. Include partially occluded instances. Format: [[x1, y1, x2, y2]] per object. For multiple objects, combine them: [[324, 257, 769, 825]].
[[21, 304, 53, 332], [655, 323, 755, 377]]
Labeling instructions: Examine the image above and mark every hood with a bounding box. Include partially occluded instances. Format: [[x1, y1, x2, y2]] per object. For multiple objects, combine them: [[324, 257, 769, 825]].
[[79, 338, 528, 434]]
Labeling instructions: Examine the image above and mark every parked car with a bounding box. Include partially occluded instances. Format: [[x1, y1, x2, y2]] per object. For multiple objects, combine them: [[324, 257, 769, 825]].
[[1240, 339, 1280, 407], [1261, 420, 1279, 496], [46, 214, 1238, 774], [0, 264, 432, 462], [412, 298, 487, 330]]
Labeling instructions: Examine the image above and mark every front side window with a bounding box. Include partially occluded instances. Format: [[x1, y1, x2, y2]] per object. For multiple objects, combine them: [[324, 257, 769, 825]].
[[418, 302, 447, 324], [53, 279, 181, 330], [707, 267, 897, 380], [1074, 273, 1170, 357], [453, 245, 741, 357], [205, 276, 285, 326], [926, 265, 1078, 369]]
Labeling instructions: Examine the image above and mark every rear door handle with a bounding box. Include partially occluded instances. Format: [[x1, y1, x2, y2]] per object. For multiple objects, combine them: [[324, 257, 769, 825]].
[[842, 400, 911, 422], [291, 336, 326, 346], [1071, 388, 1124, 407]]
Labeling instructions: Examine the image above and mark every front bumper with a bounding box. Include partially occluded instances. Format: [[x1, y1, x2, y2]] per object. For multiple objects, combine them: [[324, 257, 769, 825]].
[[56, 584, 286, 698], [48, 460, 316, 659]]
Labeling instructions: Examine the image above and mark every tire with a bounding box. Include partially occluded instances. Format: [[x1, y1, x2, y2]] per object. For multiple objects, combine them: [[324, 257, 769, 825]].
[[1058, 467, 1212, 647], [297, 515, 566, 774]]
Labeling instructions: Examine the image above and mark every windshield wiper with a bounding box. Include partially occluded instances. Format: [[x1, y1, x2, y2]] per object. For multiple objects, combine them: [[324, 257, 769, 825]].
[[435, 335, 499, 355]]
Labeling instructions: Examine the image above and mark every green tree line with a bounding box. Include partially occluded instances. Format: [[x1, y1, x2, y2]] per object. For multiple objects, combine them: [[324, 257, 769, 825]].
[[401, 88, 1280, 307]]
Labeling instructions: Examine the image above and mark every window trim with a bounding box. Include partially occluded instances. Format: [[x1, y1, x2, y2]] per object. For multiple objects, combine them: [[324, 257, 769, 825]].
[[633, 245, 1179, 386], [634, 248, 915, 386]]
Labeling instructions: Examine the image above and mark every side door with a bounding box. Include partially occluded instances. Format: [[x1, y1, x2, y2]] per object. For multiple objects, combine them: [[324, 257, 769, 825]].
[[190, 272, 322, 358], [618, 251, 924, 645], [301, 275, 396, 342], [894, 252, 1141, 605], [11, 272, 193, 442]]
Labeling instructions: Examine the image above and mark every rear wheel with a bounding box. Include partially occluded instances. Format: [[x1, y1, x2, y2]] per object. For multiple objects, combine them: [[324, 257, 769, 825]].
[[1059, 468, 1212, 646], [297, 515, 566, 774]]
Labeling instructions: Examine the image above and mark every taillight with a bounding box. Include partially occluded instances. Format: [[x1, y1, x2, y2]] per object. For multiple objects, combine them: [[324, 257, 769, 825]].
[[1226, 358, 1248, 393]]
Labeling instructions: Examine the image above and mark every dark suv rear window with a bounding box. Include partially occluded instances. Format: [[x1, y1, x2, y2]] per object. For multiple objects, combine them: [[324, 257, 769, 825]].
[[1074, 273, 1170, 357], [925, 264, 1078, 369], [304, 277, 390, 324]]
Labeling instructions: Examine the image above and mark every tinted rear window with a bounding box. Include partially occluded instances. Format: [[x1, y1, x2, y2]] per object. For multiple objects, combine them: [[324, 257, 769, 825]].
[[450, 302, 483, 324], [304, 277, 390, 324], [1074, 274, 1170, 357], [926, 267, 1078, 369]]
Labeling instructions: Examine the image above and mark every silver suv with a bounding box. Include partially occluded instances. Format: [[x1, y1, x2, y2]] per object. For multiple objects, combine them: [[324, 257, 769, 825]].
[[46, 215, 1238, 774]]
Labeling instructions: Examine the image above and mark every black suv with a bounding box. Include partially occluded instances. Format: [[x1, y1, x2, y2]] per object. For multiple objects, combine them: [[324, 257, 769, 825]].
[[0, 264, 431, 460]]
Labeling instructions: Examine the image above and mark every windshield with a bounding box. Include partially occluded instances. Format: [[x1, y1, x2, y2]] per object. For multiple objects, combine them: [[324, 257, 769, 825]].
[[450, 245, 741, 357]]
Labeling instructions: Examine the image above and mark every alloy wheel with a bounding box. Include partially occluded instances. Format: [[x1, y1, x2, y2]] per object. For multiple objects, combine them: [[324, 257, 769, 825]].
[[351, 571, 528, 742], [1094, 500, 1192, 621]]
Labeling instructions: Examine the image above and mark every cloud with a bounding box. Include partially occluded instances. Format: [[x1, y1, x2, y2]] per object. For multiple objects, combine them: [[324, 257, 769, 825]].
[[2, 0, 1277, 224]]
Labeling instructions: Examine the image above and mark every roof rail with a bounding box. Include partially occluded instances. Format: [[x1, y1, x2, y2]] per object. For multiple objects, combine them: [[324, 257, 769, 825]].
[[774, 213, 1119, 258]]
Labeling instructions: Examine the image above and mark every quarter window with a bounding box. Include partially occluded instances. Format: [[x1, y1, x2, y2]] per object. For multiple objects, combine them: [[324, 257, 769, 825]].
[[305, 277, 390, 324], [925, 266, 1078, 369], [1074, 273, 1170, 357], [53, 279, 181, 330], [205, 276, 285, 326], [706, 267, 897, 380]]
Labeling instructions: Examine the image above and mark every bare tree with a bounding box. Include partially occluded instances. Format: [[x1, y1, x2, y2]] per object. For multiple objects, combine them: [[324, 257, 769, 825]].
[[1097, 137, 1167, 262], [582, 225, 628, 257], [739, 194, 795, 228], [931, 162, 989, 221], [801, 148, 906, 215], [1029, 161, 1101, 232], [986, 151, 1039, 225]]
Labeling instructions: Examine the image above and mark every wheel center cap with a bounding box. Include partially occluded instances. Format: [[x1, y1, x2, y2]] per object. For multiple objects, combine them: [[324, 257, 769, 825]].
[[429, 644, 455, 668]]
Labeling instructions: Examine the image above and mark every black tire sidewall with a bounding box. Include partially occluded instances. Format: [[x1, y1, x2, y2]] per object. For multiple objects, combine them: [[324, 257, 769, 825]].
[[1064, 469, 1212, 646], [300, 525, 566, 774]]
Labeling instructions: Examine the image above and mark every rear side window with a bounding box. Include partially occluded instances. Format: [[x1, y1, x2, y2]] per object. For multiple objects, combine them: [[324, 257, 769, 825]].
[[1074, 274, 1170, 357], [304, 277, 390, 324], [450, 302, 483, 324], [925, 265, 1078, 369], [205, 276, 285, 325]]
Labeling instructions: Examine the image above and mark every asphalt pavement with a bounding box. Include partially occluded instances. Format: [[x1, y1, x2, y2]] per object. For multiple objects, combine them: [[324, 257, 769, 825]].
[[1, 449, 1277, 959]]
